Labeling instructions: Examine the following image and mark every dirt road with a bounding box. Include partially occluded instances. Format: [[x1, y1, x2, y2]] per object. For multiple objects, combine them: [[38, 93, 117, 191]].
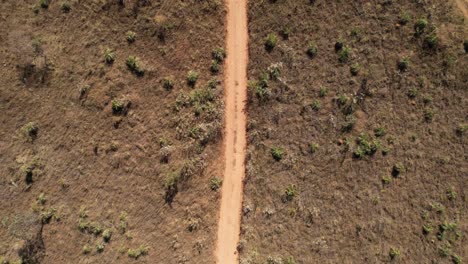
[[215, 0, 248, 263]]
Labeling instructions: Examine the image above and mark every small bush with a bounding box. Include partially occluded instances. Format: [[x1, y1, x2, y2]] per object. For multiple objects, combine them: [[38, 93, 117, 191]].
[[309, 143, 319, 154], [353, 133, 380, 158], [96, 243, 104, 253], [374, 127, 385, 137], [335, 40, 344, 51], [397, 57, 410, 71], [350, 63, 360, 76], [271, 147, 284, 161], [112, 99, 125, 114], [399, 12, 411, 25], [424, 33, 438, 49], [210, 177, 223, 191], [389, 248, 400, 259], [339, 46, 351, 63], [61, 2, 71, 12], [342, 115, 356, 132], [82, 245, 91, 254], [422, 224, 433, 235], [268, 63, 281, 79], [280, 27, 290, 40], [311, 100, 321, 111], [464, 40, 468, 53], [103, 229, 112, 242], [212, 47, 226, 62], [265, 33, 278, 51], [126, 31, 136, 43], [104, 48, 115, 64], [414, 18, 428, 35], [39, 0, 48, 8], [162, 77, 174, 90], [455, 124, 467, 136], [210, 60, 220, 74], [452, 255, 462, 264], [306, 43, 318, 58], [423, 108, 434, 122], [284, 184, 297, 201], [126, 56, 144, 76], [407, 87, 418, 98], [128, 246, 148, 259], [22, 122, 38, 138], [187, 71, 199, 87], [392, 163, 405, 177], [319, 86, 328, 97]]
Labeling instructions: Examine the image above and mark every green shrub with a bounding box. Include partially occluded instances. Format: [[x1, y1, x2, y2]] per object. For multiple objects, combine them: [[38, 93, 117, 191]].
[[96, 243, 104, 253], [162, 77, 173, 90], [309, 143, 319, 154], [341, 115, 356, 132], [102, 229, 112, 242], [456, 124, 467, 136], [61, 2, 71, 12], [37, 193, 46, 204], [350, 63, 360, 76], [422, 224, 433, 235], [389, 248, 400, 259], [39, 0, 49, 8], [339, 46, 351, 63], [187, 71, 199, 87], [392, 163, 405, 177], [335, 40, 344, 51], [397, 57, 410, 71], [271, 147, 284, 161], [126, 56, 144, 76], [464, 40, 468, 53], [22, 122, 38, 138], [414, 18, 428, 35], [104, 48, 115, 64], [423, 108, 434, 122], [249, 74, 270, 102], [210, 60, 220, 74], [268, 63, 281, 79], [374, 127, 385, 137], [82, 245, 91, 254], [126, 31, 136, 43], [127, 246, 148, 259], [311, 100, 321, 111], [407, 87, 418, 98], [399, 12, 411, 25], [112, 99, 125, 114], [452, 255, 462, 264], [424, 33, 438, 49], [353, 133, 380, 158], [265, 33, 278, 51], [210, 177, 223, 191], [212, 47, 226, 62], [306, 43, 318, 58], [319, 86, 328, 97], [280, 27, 290, 40], [284, 184, 297, 200]]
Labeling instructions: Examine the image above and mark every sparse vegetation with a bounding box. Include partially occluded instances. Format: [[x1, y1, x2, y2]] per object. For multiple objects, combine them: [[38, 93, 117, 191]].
[[265, 33, 278, 51], [306, 42, 318, 58], [338, 46, 351, 62], [127, 245, 148, 259], [187, 70, 199, 87], [398, 57, 410, 71], [210, 177, 223, 191], [104, 48, 115, 64], [271, 147, 284, 161], [126, 31, 136, 43], [126, 56, 144, 76]]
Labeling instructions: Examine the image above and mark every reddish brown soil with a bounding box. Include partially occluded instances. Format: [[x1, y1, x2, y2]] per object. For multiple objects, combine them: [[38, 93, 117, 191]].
[[0, 1, 225, 263], [216, 0, 248, 263], [241, 0, 467, 263]]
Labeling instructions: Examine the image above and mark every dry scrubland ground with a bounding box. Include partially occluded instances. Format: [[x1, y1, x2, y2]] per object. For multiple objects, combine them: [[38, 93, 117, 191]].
[[241, 0, 467, 263], [0, 0, 225, 263]]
